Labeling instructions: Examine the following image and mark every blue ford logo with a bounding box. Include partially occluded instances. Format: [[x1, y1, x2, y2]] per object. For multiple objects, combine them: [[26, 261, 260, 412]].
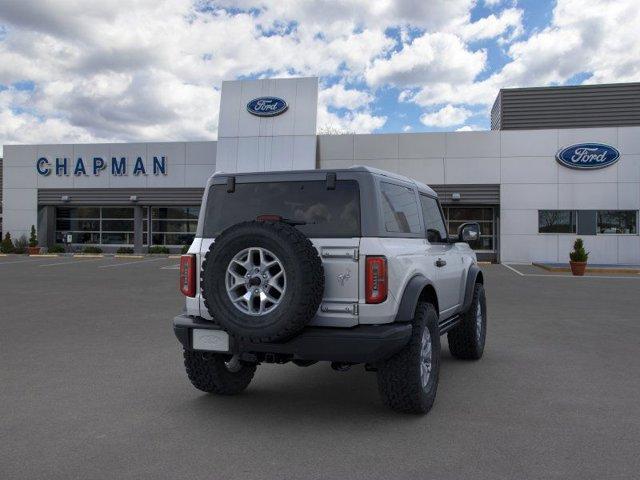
[[246, 97, 288, 117], [556, 143, 620, 170]]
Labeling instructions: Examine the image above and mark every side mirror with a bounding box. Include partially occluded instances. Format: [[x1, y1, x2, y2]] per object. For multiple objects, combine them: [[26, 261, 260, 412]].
[[458, 222, 481, 243]]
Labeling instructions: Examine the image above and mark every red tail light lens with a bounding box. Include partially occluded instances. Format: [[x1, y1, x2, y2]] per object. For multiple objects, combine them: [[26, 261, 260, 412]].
[[366, 256, 387, 304], [180, 255, 196, 297]]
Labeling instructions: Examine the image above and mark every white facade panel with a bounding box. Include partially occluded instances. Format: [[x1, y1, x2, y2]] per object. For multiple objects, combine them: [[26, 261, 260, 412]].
[[558, 128, 618, 148], [558, 183, 618, 209], [618, 127, 640, 155], [501, 184, 558, 209], [617, 154, 640, 183], [216, 77, 317, 173], [317, 135, 354, 160], [617, 182, 640, 209], [445, 157, 500, 184], [354, 134, 398, 160], [445, 131, 500, 158], [397, 158, 445, 185], [618, 236, 640, 264], [558, 235, 619, 264], [185, 141, 216, 165], [398, 133, 446, 158], [500, 129, 558, 157], [501, 234, 559, 263], [500, 210, 540, 235], [501, 157, 558, 184]]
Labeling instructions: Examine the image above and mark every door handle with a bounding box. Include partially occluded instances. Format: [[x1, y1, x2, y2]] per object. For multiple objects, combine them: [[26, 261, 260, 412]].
[[435, 258, 447, 268]]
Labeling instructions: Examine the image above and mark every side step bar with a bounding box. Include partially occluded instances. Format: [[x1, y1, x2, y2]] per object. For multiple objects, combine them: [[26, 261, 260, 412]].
[[438, 314, 461, 335]]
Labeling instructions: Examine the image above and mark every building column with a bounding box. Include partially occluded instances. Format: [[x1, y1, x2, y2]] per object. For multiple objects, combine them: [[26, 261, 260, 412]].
[[134, 206, 144, 253], [37, 206, 56, 248]]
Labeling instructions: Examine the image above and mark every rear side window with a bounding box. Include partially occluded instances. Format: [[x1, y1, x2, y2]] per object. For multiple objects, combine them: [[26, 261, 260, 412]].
[[420, 195, 448, 243], [203, 180, 360, 238], [379, 182, 422, 234]]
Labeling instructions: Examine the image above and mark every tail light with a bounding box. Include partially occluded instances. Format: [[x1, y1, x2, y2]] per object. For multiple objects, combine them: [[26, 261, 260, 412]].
[[366, 256, 387, 304], [180, 254, 196, 297]]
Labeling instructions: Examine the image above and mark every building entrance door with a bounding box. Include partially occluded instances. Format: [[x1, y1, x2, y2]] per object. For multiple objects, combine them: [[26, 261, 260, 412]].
[[443, 206, 498, 262]]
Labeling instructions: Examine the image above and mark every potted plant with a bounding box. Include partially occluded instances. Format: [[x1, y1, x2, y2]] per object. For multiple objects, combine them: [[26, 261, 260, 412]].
[[28, 225, 41, 255], [569, 238, 589, 276]]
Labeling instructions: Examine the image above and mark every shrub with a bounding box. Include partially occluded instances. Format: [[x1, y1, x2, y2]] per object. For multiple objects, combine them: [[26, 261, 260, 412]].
[[29, 225, 38, 247], [569, 238, 589, 262], [181, 244, 190, 254], [13, 235, 28, 254], [116, 247, 135, 254], [1, 233, 14, 253], [148, 245, 170, 254], [82, 246, 103, 254], [48, 244, 66, 253]]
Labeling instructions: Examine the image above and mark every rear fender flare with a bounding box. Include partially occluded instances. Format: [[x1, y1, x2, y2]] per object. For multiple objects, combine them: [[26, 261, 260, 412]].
[[394, 275, 438, 322]]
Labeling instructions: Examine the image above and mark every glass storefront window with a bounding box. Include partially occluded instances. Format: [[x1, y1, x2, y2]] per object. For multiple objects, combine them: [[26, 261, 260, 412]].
[[597, 210, 638, 234], [150, 206, 199, 246], [538, 210, 576, 233], [55, 207, 135, 245]]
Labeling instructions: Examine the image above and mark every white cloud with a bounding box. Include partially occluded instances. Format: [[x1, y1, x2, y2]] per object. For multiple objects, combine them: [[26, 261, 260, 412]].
[[456, 124, 483, 131], [319, 84, 373, 110], [366, 32, 486, 87], [458, 7, 523, 42], [402, 125, 412, 132], [420, 105, 472, 127]]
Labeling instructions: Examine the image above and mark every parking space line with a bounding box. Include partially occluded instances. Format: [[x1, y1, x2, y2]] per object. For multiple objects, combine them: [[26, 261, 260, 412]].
[[0, 257, 56, 266], [502, 263, 525, 276], [39, 258, 106, 267], [98, 257, 166, 269], [161, 264, 180, 270], [502, 263, 640, 280]]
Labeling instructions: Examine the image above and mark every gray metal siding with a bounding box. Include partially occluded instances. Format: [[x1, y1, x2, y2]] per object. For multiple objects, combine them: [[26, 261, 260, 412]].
[[492, 82, 640, 130], [0, 159, 3, 234], [431, 184, 499, 204], [38, 188, 205, 206]]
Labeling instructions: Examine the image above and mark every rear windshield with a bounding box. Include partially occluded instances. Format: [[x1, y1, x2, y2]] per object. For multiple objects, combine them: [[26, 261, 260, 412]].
[[203, 180, 361, 238]]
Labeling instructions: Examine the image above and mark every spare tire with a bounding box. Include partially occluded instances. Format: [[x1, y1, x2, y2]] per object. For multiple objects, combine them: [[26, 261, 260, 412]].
[[201, 221, 324, 343]]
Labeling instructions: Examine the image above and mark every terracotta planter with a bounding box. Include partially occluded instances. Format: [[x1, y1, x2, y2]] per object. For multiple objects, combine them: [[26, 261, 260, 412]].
[[569, 261, 587, 276], [27, 246, 41, 255]]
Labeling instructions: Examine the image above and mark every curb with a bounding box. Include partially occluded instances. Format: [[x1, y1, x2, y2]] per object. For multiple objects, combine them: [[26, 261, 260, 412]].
[[533, 262, 640, 275], [30, 254, 59, 257], [73, 254, 105, 258], [114, 254, 145, 259]]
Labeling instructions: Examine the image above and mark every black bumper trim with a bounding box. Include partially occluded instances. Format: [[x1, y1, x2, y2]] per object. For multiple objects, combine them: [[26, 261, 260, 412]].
[[173, 314, 412, 364]]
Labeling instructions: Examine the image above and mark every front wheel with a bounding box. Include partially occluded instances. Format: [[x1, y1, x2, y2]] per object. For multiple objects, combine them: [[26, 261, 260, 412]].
[[376, 302, 440, 414], [448, 283, 487, 360], [183, 350, 256, 395]]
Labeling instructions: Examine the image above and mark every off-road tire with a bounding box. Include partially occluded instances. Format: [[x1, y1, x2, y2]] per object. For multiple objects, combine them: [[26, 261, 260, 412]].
[[201, 221, 324, 343], [183, 350, 256, 395], [376, 302, 440, 414], [448, 283, 486, 360]]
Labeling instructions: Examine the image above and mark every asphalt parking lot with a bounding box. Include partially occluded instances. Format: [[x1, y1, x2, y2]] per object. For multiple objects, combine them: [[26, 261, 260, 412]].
[[1, 256, 640, 479]]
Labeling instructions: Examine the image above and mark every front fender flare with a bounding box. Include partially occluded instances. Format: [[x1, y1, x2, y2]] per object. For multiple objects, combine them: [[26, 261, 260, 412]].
[[461, 264, 483, 313]]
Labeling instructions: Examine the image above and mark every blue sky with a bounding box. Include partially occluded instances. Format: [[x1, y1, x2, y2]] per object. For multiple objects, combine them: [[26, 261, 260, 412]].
[[0, 0, 638, 150]]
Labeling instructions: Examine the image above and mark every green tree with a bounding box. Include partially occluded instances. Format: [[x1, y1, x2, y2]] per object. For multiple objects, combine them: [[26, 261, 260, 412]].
[[29, 225, 38, 247], [1, 232, 15, 253]]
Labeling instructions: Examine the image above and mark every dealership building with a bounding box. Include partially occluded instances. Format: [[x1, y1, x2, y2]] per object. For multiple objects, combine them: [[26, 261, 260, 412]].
[[1, 78, 639, 264]]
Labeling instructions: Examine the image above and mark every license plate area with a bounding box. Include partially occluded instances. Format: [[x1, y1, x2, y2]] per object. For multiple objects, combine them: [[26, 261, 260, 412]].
[[192, 329, 230, 352]]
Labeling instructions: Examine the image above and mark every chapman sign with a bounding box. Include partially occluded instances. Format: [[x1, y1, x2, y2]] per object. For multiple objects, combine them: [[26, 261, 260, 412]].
[[246, 97, 288, 117], [36, 156, 167, 177], [556, 143, 620, 170]]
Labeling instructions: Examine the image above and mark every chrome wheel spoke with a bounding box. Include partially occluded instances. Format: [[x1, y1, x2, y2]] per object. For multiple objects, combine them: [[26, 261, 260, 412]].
[[225, 247, 286, 316]]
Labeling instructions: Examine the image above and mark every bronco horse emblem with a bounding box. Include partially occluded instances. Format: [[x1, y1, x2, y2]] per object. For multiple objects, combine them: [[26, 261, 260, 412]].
[[337, 269, 351, 286]]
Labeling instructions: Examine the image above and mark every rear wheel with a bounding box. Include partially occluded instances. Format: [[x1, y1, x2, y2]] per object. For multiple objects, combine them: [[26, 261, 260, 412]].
[[448, 283, 487, 360], [183, 350, 256, 395], [376, 302, 440, 414]]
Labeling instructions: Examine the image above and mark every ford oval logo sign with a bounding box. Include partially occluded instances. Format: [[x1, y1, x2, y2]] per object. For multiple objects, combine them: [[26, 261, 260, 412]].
[[246, 97, 288, 117], [556, 143, 620, 170]]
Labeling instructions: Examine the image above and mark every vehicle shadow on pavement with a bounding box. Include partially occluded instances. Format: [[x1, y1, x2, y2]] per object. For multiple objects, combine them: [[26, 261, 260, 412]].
[[178, 353, 465, 424]]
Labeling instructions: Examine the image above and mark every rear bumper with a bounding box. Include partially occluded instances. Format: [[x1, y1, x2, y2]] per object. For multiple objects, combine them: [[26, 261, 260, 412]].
[[173, 314, 411, 364]]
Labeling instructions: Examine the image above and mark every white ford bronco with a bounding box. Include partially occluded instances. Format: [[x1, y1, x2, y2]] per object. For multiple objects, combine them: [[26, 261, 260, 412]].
[[174, 166, 487, 414]]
